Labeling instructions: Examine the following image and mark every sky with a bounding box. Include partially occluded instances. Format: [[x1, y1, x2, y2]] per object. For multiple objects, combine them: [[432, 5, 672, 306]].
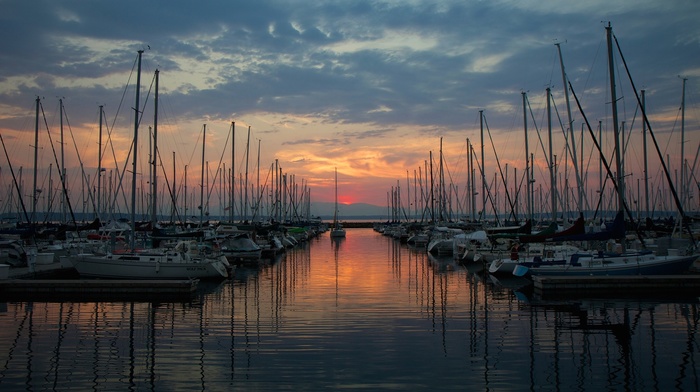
[[0, 0, 699, 220]]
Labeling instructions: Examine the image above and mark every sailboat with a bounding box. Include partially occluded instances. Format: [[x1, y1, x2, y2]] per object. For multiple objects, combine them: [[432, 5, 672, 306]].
[[511, 24, 698, 278], [67, 51, 229, 280], [330, 167, 346, 238]]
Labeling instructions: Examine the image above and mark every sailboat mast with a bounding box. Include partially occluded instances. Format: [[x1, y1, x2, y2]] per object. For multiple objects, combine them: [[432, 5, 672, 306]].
[[480, 110, 485, 221], [244, 125, 251, 222], [466, 138, 472, 221], [555, 42, 583, 214], [547, 87, 556, 223], [152, 69, 159, 226], [439, 137, 444, 222], [230, 121, 235, 222], [200, 124, 206, 227], [130, 50, 143, 250], [606, 23, 625, 214], [429, 151, 435, 222], [522, 92, 532, 222], [32, 96, 39, 225], [334, 167, 338, 225], [257, 138, 261, 219], [642, 90, 650, 216], [60, 98, 66, 222], [97, 105, 103, 219], [680, 77, 687, 210], [172, 151, 176, 222]]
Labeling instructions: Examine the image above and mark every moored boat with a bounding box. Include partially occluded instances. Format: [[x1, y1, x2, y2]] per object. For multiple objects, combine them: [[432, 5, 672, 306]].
[[66, 242, 229, 280], [513, 249, 699, 277]]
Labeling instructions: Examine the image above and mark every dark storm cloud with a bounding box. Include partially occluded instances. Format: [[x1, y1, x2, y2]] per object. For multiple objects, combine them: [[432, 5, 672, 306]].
[[1, 0, 698, 136]]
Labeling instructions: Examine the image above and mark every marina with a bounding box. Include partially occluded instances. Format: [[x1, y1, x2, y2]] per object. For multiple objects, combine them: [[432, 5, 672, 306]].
[[0, 7, 697, 390], [1, 228, 700, 390]]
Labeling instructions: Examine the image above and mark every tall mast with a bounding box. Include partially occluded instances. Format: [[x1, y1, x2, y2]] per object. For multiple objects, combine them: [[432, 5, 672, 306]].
[[172, 151, 176, 222], [244, 126, 251, 222], [97, 105, 103, 219], [466, 138, 472, 221], [274, 159, 279, 222], [606, 23, 625, 214], [151, 69, 159, 226], [598, 120, 603, 214], [642, 90, 650, 216], [439, 137, 444, 222], [680, 77, 687, 210], [555, 42, 584, 214], [547, 87, 556, 223], [479, 110, 485, 221], [257, 138, 261, 219], [200, 124, 206, 227], [32, 96, 39, 225], [130, 50, 143, 250], [230, 121, 235, 222], [59, 98, 66, 222], [334, 167, 338, 226], [522, 92, 532, 222], [406, 170, 410, 220], [429, 151, 435, 222]]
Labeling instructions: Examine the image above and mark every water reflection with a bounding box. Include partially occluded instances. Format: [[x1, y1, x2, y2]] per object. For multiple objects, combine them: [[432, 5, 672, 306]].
[[0, 229, 698, 390]]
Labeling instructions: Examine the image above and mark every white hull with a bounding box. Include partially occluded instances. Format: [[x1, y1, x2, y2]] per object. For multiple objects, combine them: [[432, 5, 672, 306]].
[[427, 238, 453, 256], [488, 244, 580, 274], [68, 251, 229, 280], [330, 228, 346, 238], [513, 251, 699, 277], [489, 258, 520, 274], [220, 236, 262, 261]]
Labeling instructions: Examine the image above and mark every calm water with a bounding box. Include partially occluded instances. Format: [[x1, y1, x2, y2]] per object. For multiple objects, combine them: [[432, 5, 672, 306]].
[[1, 228, 699, 391]]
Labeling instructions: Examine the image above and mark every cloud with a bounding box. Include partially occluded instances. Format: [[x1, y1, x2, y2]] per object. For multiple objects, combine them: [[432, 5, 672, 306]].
[[0, 0, 698, 211]]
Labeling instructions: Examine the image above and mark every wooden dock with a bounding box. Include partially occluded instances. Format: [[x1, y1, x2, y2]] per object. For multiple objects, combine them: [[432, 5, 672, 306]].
[[0, 278, 199, 302], [533, 275, 700, 299]]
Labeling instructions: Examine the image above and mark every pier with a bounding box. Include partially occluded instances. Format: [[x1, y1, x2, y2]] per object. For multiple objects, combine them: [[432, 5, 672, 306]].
[[533, 275, 700, 299], [0, 278, 198, 302], [0, 263, 199, 302]]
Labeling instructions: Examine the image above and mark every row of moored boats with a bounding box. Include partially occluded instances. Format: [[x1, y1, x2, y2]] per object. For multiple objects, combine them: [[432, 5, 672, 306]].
[[375, 213, 700, 278], [0, 219, 329, 280]]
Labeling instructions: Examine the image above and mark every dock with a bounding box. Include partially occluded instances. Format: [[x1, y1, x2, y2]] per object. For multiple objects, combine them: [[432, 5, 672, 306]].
[[533, 275, 700, 299], [0, 262, 200, 302], [0, 278, 199, 302]]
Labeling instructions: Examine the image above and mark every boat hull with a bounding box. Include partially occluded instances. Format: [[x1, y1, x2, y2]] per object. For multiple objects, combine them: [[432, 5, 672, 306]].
[[519, 253, 699, 277], [68, 253, 229, 280], [330, 229, 346, 238]]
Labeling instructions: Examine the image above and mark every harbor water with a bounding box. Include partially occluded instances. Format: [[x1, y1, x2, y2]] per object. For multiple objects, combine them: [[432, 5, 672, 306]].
[[0, 228, 699, 390]]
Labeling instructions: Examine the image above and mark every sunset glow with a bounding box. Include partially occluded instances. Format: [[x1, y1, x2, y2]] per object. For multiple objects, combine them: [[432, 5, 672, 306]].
[[0, 2, 698, 219]]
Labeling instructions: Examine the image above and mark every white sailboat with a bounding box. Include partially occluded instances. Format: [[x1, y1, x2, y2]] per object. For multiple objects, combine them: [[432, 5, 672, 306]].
[[69, 242, 229, 280], [512, 24, 699, 278], [330, 167, 346, 238], [67, 50, 229, 280]]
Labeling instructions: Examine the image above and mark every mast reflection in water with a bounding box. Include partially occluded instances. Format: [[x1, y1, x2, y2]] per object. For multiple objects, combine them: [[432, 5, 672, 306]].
[[0, 228, 698, 390]]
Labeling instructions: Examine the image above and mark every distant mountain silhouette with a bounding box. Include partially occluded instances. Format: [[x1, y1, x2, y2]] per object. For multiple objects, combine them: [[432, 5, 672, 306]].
[[311, 202, 386, 219]]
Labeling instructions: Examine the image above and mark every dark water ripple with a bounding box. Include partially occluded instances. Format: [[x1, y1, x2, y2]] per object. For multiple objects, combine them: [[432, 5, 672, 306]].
[[0, 228, 698, 390]]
